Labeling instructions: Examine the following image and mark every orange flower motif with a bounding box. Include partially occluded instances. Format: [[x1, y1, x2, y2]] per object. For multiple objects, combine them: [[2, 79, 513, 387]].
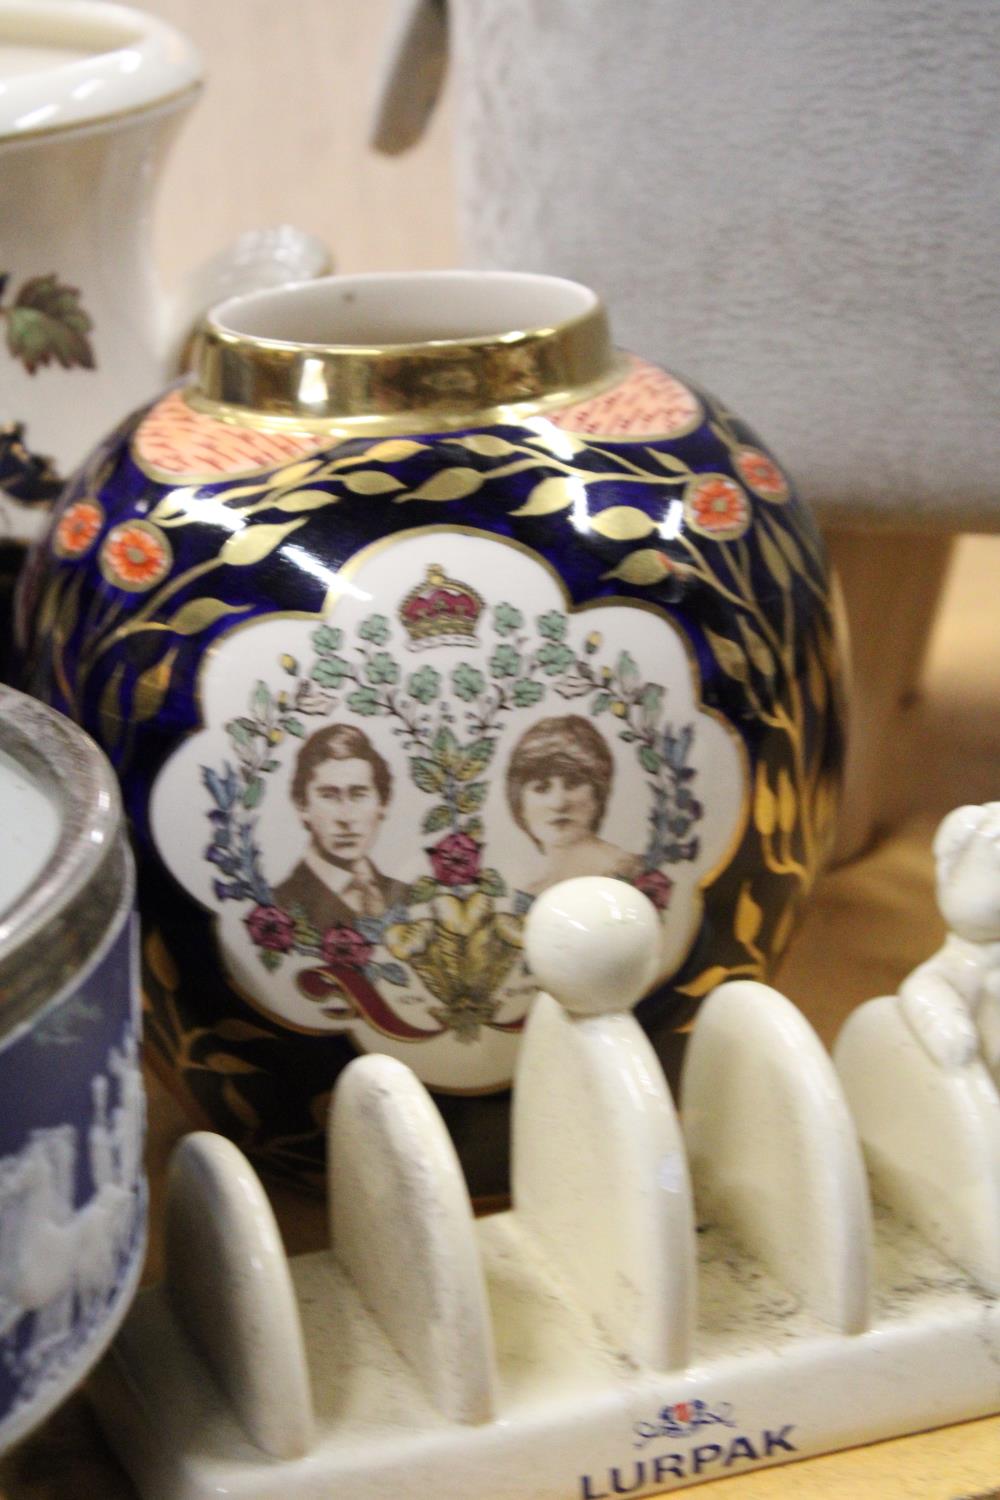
[[684, 474, 750, 541], [735, 447, 789, 503], [100, 520, 171, 592], [54, 499, 103, 558]]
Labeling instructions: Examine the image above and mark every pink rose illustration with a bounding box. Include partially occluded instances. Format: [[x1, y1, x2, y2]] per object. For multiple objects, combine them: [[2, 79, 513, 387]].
[[429, 831, 482, 886], [321, 925, 374, 970], [245, 905, 296, 952], [635, 869, 674, 910]]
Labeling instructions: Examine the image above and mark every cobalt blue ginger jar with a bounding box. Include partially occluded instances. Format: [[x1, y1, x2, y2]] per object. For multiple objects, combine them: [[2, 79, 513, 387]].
[[16, 271, 843, 1196]]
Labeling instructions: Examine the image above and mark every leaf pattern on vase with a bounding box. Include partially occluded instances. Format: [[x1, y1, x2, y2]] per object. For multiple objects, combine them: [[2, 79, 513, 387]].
[[0, 272, 95, 374]]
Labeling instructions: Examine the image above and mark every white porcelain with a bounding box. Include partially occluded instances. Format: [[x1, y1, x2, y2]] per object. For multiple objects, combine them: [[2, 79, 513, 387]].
[[328, 1054, 496, 1425], [835, 994, 1000, 1296], [897, 801, 1000, 1076], [516, 876, 695, 1371], [681, 979, 872, 1334], [834, 799, 1000, 1295], [523, 875, 662, 1016], [165, 1132, 312, 1460], [0, 1, 328, 543], [91, 858, 1000, 1499]]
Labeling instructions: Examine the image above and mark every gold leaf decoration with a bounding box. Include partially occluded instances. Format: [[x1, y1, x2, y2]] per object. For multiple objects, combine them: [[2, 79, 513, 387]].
[[771, 901, 798, 958], [362, 438, 429, 463], [734, 882, 764, 946], [34, 573, 64, 645], [98, 661, 126, 752], [272, 488, 340, 512], [772, 520, 805, 577], [266, 458, 322, 490], [132, 645, 179, 724], [776, 768, 797, 833], [203, 1051, 263, 1075], [601, 549, 676, 586], [759, 528, 791, 589], [451, 434, 517, 457], [806, 641, 827, 713], [399, 467, 484, 503], [509, 475, 578, 517], [164, 598, 252, 635], [590, 506, 657, 541], [676, 964, 731, 998], [736, 614, 775, 676], [54, 569, 84, 648], [524, 427, 585, 455], [219, 517, 307, 567], [754, 762, 777, 837], [644, 447, 692, 475], [214, 1018, 275, 1042], [144, 929, 180, 991], [214, 481, 271, 503], [704, 626, 749, 683], [149, 490, 196, 524], [709, 420, 735, 452], [341, 470, 405, 495], [223, 1080, 261, 1132]]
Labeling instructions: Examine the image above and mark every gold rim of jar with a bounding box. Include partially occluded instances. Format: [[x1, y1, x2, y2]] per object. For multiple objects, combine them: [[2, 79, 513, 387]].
[[189, 270, 626, 435]]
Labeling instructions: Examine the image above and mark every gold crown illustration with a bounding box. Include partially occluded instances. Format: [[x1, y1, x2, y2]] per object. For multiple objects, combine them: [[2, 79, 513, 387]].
[[400, 564, 484, 650]]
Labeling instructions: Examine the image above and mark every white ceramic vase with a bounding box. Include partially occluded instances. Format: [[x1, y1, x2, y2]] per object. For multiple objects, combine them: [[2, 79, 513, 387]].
[[0, 0, 328, 545]]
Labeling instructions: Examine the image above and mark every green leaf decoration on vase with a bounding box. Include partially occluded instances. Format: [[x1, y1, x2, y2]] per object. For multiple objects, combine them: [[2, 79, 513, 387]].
[[1, 273, 96, 374]]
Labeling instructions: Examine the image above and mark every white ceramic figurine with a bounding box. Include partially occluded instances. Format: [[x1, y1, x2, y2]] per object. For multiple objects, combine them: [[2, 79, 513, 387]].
[[899, 802, 1000, 1075]]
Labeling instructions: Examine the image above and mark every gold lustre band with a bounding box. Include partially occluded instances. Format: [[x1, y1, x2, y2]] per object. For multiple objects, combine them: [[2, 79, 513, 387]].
[[190, 303, 623, 434]]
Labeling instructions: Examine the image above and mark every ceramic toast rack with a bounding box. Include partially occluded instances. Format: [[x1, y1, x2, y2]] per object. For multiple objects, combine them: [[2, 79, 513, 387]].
[[91, 870, 1000, 1500]]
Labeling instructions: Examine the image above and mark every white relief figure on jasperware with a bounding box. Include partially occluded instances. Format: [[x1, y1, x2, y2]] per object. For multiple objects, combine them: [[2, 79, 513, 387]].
[[900, 802, 1000, 1077], [0, 1021, 145, 1412]]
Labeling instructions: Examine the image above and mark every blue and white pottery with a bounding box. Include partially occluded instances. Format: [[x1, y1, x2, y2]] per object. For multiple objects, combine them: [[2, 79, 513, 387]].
[[0, 685, 142, 1452]]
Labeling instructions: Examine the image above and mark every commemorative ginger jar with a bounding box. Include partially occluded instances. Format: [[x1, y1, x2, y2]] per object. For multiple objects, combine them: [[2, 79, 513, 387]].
[[16, 272, 843, 1195]]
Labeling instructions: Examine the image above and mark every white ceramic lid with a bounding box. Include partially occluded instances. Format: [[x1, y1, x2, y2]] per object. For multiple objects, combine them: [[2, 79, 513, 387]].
[[0, 0, 201, 142]]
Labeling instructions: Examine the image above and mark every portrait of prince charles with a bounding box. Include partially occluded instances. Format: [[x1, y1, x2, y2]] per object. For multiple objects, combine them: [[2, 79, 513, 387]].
[[273, 723, 407, 929]]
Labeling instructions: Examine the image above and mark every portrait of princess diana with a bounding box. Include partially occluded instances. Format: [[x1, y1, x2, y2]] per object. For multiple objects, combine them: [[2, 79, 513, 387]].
[[505, 714, 641, 896]]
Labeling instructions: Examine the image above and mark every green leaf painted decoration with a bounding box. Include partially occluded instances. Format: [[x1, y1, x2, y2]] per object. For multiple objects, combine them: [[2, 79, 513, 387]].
[[422, 804, 453, 834], [345, 686, 380, 716], [411, 759, 446, 794], [457, 781, 488, 814], [455, 739, 493, 781], [4, 274, 95, 373]]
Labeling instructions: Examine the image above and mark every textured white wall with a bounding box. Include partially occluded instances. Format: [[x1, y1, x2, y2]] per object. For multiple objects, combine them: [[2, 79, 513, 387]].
[[140, 0, 458, 285]]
